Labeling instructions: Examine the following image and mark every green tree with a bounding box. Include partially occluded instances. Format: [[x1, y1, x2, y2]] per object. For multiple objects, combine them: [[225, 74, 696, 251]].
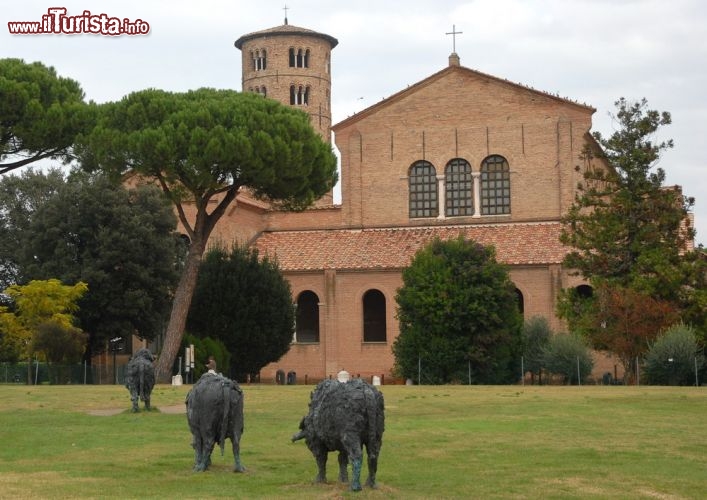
[[0, 59, 94, 175], [0, 279, 87, 371], [561, 98, 692, 293], [79, 89, 337, 382], [522, 316, 552, 384], [21, 172, 182, 356], [187, 245, 295, 382], [559, 97, 706, 363], [33, 321, 87, 364], [644, 323, 705, 386], [560, 283, 679, 383], [178, 333, 232, 381], [542, 333, 594, 385], [393, 236, 522, 384], [0, 168, 65, 289]]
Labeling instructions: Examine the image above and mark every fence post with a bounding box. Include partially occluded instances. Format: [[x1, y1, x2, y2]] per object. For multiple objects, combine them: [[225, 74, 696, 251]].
[[418, 356, 421, 385]]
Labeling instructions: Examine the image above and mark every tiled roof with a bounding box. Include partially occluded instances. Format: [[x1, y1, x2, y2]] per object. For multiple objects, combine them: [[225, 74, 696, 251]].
[[234, 23, 338, 49], [253, 222, 568, 272]]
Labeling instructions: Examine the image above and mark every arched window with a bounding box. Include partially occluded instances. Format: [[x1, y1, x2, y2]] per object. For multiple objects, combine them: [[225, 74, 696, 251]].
[[290, 85, 309, 105], [576, 285, 593, 299], [515, 288, 525, 315], [252, 49, 267, 71], [480, 155, 511, 215], [289, 47, 309, 68], [445, 158, 473, 216], [409, 160, 438, 218], [295, 291, 319, 343], [363, 290, 386, 342]]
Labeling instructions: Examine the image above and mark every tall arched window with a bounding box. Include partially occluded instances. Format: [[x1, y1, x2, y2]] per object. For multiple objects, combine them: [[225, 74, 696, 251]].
[[480, 155, 511, 215], [363, 290, 386, 342], [515, 288, 525, 315], [409, 160, 438, 218], [445, 158, 473, 216], [295, 291, 319, 343], [289, 48, 296, 67]]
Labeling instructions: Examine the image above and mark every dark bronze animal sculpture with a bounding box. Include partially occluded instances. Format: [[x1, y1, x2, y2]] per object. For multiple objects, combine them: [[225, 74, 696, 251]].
[[124, 348, 155, 412], [186, 372, 245, 472], [292, 378, 384, 491]]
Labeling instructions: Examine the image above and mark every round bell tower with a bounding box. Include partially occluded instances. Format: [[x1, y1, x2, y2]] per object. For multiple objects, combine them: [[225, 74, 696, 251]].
[[235, 19, 338, 143]]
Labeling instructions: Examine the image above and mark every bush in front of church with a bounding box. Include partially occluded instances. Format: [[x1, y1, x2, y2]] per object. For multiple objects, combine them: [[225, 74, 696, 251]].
[[393, 236, 523, 384]]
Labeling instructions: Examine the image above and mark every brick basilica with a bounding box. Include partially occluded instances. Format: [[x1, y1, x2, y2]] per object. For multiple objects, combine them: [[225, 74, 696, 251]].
[[185, 19, 609, 382]]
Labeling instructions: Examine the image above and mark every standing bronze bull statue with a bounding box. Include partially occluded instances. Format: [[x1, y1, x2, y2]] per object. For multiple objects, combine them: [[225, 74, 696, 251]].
[[292, 378, 384, 491], [186, 371, 245, 472], [124, 348, 155, 412]]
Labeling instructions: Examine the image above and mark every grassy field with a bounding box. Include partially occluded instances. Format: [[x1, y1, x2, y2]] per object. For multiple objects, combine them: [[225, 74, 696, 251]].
[[0, 383, 705, 499]]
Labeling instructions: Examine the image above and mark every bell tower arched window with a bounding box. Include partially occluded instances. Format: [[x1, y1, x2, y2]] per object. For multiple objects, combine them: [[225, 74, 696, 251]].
[[289, 47, 310, 68], [289, 85, 310, 105], [252, 49, 267, 71]]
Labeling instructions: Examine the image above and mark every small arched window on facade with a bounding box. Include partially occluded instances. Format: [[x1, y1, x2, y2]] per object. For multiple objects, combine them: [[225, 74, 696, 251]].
[[515, 288, 525, 315], [295, 290, 320, 343], [408, 160, 438, 218], [445, 158, 473, 216], [363, 289, 386, 342], [480, 155, 511, 215], [254, 86, 266, 97]]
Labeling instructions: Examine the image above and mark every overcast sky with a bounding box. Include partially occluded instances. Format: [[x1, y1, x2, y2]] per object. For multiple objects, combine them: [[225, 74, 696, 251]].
[[3, 0, 706, 245]]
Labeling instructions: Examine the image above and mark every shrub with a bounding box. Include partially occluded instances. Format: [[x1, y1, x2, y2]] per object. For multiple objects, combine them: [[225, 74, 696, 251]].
[[543, 333, 594, 385], [644, 323, 705, 386]]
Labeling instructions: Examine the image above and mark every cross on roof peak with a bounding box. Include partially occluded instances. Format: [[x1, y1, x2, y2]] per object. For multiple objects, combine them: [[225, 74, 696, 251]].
[[445, 24, 463, 53], [283, 4, 289, 25]]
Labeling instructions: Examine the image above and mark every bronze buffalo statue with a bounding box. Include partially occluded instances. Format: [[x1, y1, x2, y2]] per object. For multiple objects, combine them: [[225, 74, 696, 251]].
[[186, 372, 245, 472], [292, 378, 384, 491], [124, 348, 155, 412]]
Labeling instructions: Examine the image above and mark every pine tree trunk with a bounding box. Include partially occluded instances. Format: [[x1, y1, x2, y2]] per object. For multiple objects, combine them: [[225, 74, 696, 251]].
[[154, 236, 206, 383]]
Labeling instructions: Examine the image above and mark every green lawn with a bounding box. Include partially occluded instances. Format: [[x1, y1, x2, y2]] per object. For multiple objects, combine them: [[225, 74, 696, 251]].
[[0, 384, 705, 499]]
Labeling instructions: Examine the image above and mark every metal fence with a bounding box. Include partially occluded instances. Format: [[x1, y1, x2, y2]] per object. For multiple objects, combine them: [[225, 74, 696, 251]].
[[0, 361, 128, 385]]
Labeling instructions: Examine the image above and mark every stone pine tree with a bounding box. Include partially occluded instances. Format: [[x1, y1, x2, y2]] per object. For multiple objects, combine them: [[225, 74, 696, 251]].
[[0, 58, 94, 175], [79, 89, 338, 382], [393, 236, 523, 384], [187, 245, 295, 382], [559, 97, 707, 372]]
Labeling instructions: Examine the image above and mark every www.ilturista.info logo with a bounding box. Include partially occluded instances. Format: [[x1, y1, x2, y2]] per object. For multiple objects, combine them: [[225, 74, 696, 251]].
[[8, 8, 150, 36]]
